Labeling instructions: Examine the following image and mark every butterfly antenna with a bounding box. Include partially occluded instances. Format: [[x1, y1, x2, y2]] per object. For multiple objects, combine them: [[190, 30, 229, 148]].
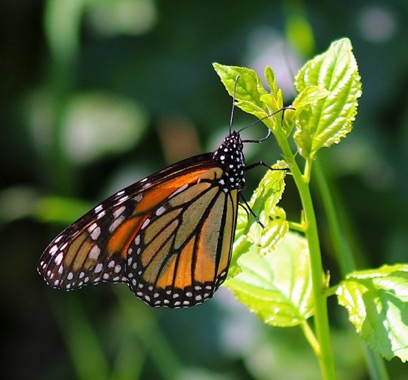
[[229, 75, 240, 133]]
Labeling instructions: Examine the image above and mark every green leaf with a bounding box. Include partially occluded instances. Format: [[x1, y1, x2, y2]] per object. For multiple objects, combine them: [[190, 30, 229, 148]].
[[212, 63, 284, 131], [213, 63, 268, 116], [293, 38, 362, 159], [286, 85, 330, 136], [263, 66, 284, 112], [230, 161, 288, 275], [336, 264, 408, 362], [293, 86, 331, 109], [226, 231, 313, 327], [241, 161, 288, 250], [264, 66, 279, 98]]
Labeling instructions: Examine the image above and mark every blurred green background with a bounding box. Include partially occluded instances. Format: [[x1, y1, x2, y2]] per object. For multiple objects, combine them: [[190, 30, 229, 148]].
[[1, 0, 408, 379]]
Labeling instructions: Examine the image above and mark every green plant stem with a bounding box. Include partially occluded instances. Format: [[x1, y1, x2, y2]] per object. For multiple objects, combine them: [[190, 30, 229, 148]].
[[313, 158, 389, 380], [313, 159, 356, 274], [279, 139, 336, 380], [287, 220, 306, 233], [300, 320, 320, 356], [298, 174, 336, 380]]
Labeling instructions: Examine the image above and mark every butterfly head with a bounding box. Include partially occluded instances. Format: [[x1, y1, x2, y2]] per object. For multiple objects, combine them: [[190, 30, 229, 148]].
[[213, 130, 246, 192]]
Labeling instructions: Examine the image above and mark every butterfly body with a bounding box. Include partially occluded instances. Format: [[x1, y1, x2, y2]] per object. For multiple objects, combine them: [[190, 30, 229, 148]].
[[38, 131, 247, 308]]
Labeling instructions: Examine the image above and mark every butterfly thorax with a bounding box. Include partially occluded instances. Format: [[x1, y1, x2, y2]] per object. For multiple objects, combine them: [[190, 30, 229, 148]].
[[212, 131, 245, 192]]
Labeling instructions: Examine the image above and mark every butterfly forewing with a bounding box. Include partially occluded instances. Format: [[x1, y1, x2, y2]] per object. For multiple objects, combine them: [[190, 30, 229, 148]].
[[38, 196, 141, 290], [38, 131, 247, 308]]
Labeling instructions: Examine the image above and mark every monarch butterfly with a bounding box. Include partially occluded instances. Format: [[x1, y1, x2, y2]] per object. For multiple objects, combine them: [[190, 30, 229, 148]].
[[38, 91, 280, 308]]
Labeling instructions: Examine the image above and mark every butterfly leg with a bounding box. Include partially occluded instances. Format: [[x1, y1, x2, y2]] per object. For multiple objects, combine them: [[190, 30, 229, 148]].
[[239, 193, 265, 228]]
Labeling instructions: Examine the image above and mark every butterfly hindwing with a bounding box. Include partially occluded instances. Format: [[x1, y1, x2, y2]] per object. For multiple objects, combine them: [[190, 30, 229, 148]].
[[126, 175, 239, 307]]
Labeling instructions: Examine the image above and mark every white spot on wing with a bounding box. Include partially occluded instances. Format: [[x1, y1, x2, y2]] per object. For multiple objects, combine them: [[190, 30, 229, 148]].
[[54, 252, 63, 265], [169, 184, 188, 198], [114, 265, 121, 273], [94, 205, 103, 213], [141, 218, 150, 229], [109, 215, 125, 233], [97, 210, 106, 219], [89, 245, 101, 260], [49, 245, 58, 256], [156, 206, 166, 216], [89, 224, 101, 241], [116, 195, 129, 204], [94, 263, 103, 273], [113, 205, 126, 219]]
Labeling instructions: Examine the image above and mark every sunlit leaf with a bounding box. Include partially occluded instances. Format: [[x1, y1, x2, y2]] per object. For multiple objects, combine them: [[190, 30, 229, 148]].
[[226, 232, 313, 327], [231, 161, 288, 271], [263, 66, 284, 112], [336, 264, 408, 362], [213, 63, 269, 118], [213, 63, 287, 136], [293, 38, 362, 158], [292, 86, 330, 109]]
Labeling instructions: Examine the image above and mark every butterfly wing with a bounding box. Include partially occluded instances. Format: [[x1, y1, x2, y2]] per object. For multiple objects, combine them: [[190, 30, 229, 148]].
[[126, 166, 239, 307], [38, 153, 239, 307]]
